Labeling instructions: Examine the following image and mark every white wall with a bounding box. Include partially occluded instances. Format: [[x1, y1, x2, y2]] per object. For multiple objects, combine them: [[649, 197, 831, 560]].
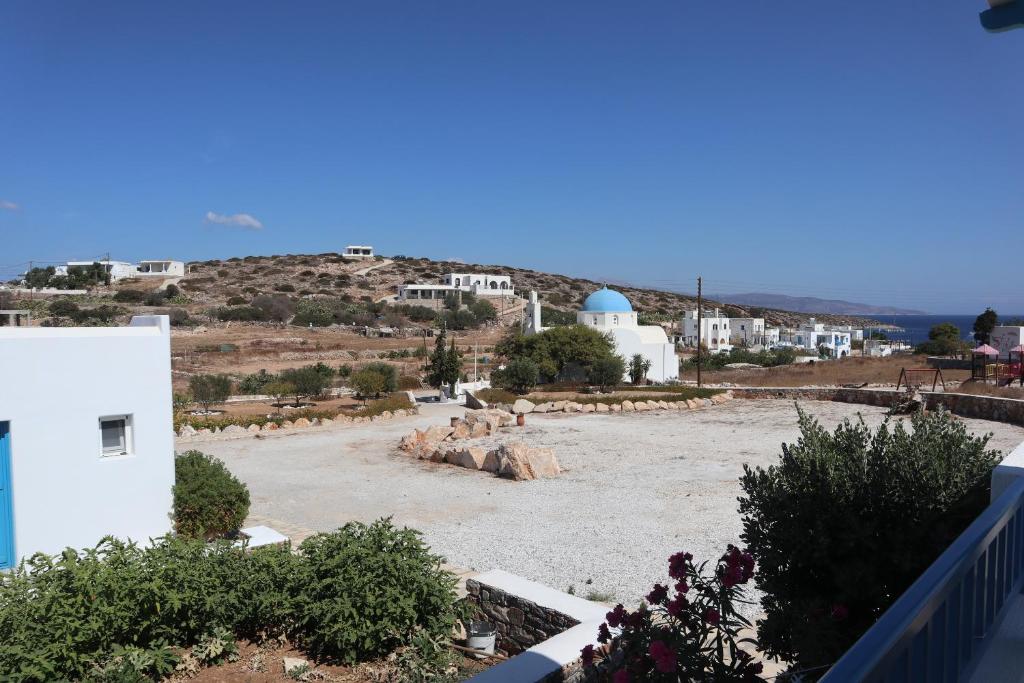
[[609, 328, 679, 383], [0, 316, 174, 561]]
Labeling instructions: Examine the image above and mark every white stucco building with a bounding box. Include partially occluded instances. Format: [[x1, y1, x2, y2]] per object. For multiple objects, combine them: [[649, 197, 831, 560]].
[[54, 260, 139, 282], [992, 326, 1024, 361], [137, 260, 185, 277], [578, 288, 679, 383], [729, 317, 767, 348], [344, 245, 375, 259], [397, 272, 515, 304], [0, 315, 175, 568], [779, 319, 852, 358], [522, 291, 547, 336], [681, 309, 733, 354]]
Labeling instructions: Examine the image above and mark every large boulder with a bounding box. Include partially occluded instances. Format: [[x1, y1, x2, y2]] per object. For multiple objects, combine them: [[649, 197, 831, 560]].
[[178, 424, 197, 438], [293, 417, 312, 428], [247, 424, 261, 433], [533, 402, 550, 414], [552, 400, 568, 411], [581, 403, 596, 413], [657, 400, 670, 410], [621, 400, 635, 412], [451, 447, 488, 470], [610, 403, 622, 413], [686, 399, 700, 409], [481, 449, 502, 473], [495, 442, 561, 481], [223, 424, 248, 436], [595, 403, 610, 413], [450, 421, 472, 440], [710, 393, 727, 405], [469, 422, 489, 439], [634, 401, 651, 412], [512, 399, 536, 415], [465, 391, 488, 410]]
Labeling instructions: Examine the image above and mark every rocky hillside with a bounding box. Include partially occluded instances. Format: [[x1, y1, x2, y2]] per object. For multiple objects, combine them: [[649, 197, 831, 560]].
[[173, 252, 880, 328]]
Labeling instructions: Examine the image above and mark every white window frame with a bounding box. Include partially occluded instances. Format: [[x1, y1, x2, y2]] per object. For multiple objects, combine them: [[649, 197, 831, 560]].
[[99, 414, 134, 458]]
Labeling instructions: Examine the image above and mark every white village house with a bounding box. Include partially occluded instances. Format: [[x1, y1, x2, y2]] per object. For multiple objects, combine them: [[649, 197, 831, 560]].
[[397, 272, 516, 306], [52, 259, 185, 282], [991, 325, 1024, 361], [137, 259, 186, 277], [778, 318, 853, 358], [681, 309, 733, 354], [0, 315, 174, 568], [523, 288, 679, 383], [344, 245, 375, 259], [729, 317, 767, 348]]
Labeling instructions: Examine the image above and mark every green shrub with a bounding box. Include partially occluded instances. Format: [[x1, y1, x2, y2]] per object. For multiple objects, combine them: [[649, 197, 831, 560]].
[[215, 305, 267, 322], [738, 407, 1001, 671], [397, 375, 422, 390], [279, 366, 332, 404], [226, 295, 247, 306], [113, 289, 148, 303], [292, 519, 461, 664], [291, 299, 335, 327], [47, 299, 80, 317], [474, 388, 517, 404], [588, 356, 626, 392], [239, 369, 276, 395], [492, 357, 539, 394], [173, 451, 250, 539], [189, 374, 233, 412]]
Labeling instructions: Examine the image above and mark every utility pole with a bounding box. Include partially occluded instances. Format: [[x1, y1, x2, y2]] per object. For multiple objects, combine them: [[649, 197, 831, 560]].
[[696, 276, 703, 388]]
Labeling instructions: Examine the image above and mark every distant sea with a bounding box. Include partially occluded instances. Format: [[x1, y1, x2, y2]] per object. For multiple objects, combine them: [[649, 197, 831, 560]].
[[864, 315, 1024, 346]]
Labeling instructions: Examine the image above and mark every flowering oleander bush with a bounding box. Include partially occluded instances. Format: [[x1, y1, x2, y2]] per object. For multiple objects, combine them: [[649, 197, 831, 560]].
[[581, 546, 764, 682]]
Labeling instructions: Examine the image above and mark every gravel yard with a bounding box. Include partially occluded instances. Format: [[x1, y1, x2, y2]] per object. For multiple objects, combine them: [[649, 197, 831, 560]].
[[195, 399, 1024, 606]]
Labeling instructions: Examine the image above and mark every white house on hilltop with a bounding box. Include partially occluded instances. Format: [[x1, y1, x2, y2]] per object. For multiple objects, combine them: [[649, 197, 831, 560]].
[[55, 260, 138, 282], [397, 272, 516, 305], [344, 245, 375, 259], [729, 317, 767, 348], [137, 260, 185, 277], [0, 315, 175, 567]]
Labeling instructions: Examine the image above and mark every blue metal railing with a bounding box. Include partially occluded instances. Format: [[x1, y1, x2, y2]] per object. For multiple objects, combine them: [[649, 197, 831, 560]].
[[821, 477, 1024, 683]]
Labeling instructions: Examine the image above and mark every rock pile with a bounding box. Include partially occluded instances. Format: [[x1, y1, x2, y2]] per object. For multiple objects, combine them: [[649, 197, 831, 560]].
[[398, 409, 560, 481]]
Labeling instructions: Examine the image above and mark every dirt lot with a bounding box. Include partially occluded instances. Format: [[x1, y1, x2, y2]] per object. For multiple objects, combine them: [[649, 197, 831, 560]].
[[193, 399, 1024, 608], [685, 354, 971, 388]]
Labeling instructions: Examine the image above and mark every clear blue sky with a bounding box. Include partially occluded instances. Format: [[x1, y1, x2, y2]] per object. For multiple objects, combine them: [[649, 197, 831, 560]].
[[1, 1, 1021, 313]]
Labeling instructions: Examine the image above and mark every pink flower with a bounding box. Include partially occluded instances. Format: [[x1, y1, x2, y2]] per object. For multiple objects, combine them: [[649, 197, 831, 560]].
[[613, 669, 631, 683], [668, 551, 693, 580], [581, 644, 595, 667], [648, 640, 677, 673], [704, 608, 720, 625], [597, 623, 611, 643], [666, 594, 689, 617], [674, 579, 689, 594], [606, 604, 627, 628], [646, 583, 668, 605]]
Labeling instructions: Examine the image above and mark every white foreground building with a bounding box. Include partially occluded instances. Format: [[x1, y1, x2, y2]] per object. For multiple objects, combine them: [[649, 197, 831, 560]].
[[0, 316, 174, 567], [681, 309, 733, 354]]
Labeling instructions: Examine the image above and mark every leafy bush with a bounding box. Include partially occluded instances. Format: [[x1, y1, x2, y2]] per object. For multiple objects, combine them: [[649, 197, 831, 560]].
[[470, 299, 497, 323], [292, 520, 461, 664], [351, 363, 398, 399], [474, 388, 517, 404], [189, 374, 233, 412], [70, 304, 125, 324], [581, 546, 763, 681], [173, 450, 251, 539], [350, 393, 415, 418], [738, 407, 1001, 671], [226, 295, 247, 306], [274, 283, 296, 292], [588, 356, 626, 392], [239, 369, 276, 395], [251, 294, 295, 322], [398, 375, 422, 390], [113, 289, 148, 303], [495, 325, 618, 382], [47, 299, 80, 317], [292, 299, 335, 327], [215, 305, 267, 322], [279, 366, 332, 404], [492, 357, 540, 394]]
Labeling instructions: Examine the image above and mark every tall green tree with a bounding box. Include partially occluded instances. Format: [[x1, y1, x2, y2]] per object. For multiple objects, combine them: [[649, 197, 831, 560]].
[[427, 327, 449, 388], [444, 338, 462, 387], [589, 355, 626, 392], [973, 307, 998, 344], [495, 325, 618, 382]]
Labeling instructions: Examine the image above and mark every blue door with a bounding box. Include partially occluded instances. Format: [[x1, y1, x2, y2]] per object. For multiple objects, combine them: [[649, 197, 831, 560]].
[[0, 423, 13, 569]]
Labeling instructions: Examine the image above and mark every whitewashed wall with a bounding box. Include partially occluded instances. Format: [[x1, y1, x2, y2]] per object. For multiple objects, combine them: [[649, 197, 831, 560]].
[[0, 315, 174, 561]]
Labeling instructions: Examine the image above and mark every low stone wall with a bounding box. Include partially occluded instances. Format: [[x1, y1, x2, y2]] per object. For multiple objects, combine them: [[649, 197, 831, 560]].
[[466, 578, 580, 655], [733, 386, 1024, 427], [923, 393, 1024, 427]]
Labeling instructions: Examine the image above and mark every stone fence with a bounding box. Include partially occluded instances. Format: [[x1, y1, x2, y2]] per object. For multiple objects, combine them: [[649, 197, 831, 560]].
[[733, 386, 1024, 427]]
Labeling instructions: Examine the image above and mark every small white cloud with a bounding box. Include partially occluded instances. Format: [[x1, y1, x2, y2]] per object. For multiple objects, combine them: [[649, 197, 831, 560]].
[[204, 210, 263, 230], [0, 200, 19, 211]]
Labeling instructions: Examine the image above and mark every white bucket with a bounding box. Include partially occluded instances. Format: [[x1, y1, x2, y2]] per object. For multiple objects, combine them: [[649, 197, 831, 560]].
[[466, 621, 496, 657]]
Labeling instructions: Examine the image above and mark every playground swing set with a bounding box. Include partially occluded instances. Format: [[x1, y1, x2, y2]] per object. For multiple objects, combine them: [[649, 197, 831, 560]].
[[970, 344, 1024, 386]]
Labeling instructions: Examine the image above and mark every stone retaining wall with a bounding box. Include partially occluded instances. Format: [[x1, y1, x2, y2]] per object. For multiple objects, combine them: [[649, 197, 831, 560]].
[[733, 386, 1024, 427], [465, 579, 581, 656]]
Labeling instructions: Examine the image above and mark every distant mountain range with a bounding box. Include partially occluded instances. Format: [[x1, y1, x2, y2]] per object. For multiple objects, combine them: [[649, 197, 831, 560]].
[[709, 292, 926, 316]]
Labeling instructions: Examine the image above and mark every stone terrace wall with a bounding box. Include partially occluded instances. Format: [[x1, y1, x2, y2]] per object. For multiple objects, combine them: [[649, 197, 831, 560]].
[[465, 578, 580, 655], [733, 386, 1024, 427]]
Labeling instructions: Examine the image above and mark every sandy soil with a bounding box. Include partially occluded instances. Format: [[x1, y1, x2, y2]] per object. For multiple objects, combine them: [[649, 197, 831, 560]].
[[193, 400, 1024, 608], [688, 354, 971, 387]]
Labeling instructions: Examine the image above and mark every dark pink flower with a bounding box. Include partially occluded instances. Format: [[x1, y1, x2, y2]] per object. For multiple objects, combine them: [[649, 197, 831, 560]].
[[666, 594, 689, 617], [704, 608, 720, 625], [597, 623, 611, 643], [648, 640, 677, 673], [646, 583, 668, 605], [674, 579, 689, 594], [612, 669, 631, 683], [668, 551, 693, 580], [627, 607, 647, 629], [606, 604, 627, 628], [581, 644, 595, 667]]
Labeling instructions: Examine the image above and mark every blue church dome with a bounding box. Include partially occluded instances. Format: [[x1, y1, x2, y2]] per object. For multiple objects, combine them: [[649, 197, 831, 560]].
[[581, 287, 633, 312]]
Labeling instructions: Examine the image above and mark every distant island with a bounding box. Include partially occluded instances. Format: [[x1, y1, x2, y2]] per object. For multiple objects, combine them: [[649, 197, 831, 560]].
[[709, 292, 926, 316]]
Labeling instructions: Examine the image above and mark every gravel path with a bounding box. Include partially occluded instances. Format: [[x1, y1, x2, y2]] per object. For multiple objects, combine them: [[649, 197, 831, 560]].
[[195, 400, 1024, 606]]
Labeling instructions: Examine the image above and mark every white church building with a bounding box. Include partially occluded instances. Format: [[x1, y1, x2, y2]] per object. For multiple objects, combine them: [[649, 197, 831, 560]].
[[523, 287, 679, 383]]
